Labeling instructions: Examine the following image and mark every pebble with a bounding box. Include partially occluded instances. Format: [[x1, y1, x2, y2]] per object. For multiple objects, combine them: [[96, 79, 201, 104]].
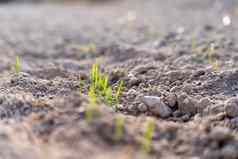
[[131, 65, 156, 75], [137, 103, 148, 112], [230, 117, 238, 129], [182, 84, 193, 94], [173, 110, 183, 117], [177, 93, 197, 115], [225, 97, 238, 118], [209, 127, 232, 142], [141, 96, 172, 118], [207, 103, 225, 115], [170, 85, 181, 92], [165, 93, 177, 108], [128, 76, 141, 87], [221, 144, 238, 159], [181, 114, 190, 122], [197, 97, 211, 114], [128, 104, 137, 112]]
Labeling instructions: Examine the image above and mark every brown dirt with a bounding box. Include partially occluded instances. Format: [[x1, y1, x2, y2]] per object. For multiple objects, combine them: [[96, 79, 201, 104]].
[[1, 0, 238, 159]]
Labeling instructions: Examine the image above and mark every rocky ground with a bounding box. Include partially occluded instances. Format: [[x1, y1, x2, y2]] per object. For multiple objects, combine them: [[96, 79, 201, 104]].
[[1, 0, 238, 159]]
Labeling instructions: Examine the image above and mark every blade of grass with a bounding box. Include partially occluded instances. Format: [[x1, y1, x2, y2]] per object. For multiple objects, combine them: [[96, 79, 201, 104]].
[[142, 118, 156, 153], [105, 86, 113, 106], [14, 55, 21, 74], [115, 80, 124, 110]]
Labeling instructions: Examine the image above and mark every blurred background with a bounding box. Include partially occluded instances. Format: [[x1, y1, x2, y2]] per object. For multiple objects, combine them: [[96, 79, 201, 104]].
[[0, 0, 237, 68]]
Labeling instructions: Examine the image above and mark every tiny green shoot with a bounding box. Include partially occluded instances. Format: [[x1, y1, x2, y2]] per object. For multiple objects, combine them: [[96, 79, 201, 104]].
[[88, 64, 125, 108], [142, 118, 156, 153], [90, 63, 99, 89], [207, 43, 219, 71], [211, 59, 219, 71], [105, 87, 113, 106], [88, 86, 97, 105], [14, 55, 21, 74], [115, 80, 124, 111], [98, 74, 109, 95], [102, 75, 109, 94], [207, 43, 215, 64], [85, 86, 97, 123], [115, 80, 124, 103]]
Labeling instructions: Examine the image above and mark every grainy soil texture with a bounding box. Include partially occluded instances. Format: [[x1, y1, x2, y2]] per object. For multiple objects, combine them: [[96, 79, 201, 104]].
[[0, 0, 238, 159]]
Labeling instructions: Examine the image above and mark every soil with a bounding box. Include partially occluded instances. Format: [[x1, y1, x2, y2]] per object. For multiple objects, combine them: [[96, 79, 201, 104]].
[[1, 0, 238, 159]]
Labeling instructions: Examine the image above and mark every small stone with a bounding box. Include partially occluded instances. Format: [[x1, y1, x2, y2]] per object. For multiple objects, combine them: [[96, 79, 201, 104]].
[[225, 97, 238, 118], [177, 93, 197, 115], [109, 69, 126, 82], [204, 24, 214, 31], [166, 71, 181, 82], [208, 104, 225, 115], [197, 97, 211, 114], [221, 145, 238, 159], [128, 104, 137, 112], [193, 114, 202, 121], [170, 85, 181, 92], [209, 127, 232, 142], [199, 97, 211, 108], [141, 96, 172, 118], [181, 114, 190, 122], [137, 103, 148, 112], [126, 89, 138, 99], [128, 76, 141, 87], [165, 93, 177, 108], [173, 110, 183, 117], [213, 112, 226, 121], [229, 117, 238, 129], [192, 69, 206, 78], [182, 84, 193, 94], [131, 65, 156, 75]]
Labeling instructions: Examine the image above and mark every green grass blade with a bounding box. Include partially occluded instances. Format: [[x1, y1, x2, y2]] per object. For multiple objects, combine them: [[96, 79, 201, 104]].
[[14, 55, 21, 74], [142, 118, 156, 153]]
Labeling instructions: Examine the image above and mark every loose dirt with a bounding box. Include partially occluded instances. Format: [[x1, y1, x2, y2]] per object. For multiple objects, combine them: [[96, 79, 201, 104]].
[[1, 0, 238, 159]]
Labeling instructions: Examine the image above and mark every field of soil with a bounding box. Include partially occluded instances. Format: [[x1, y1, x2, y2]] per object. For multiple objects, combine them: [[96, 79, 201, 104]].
[[1, 0, 238, 159]]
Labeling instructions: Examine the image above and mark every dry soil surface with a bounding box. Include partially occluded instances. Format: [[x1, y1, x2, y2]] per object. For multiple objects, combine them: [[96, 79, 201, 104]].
[[1, 0, 238, 159]]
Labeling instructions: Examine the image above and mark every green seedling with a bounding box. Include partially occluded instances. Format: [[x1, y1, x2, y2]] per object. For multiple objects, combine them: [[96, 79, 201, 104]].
[[88, 63, 125, 110], [114, 114, 125, 141], [115, 80, 124, 103], [207, 43, 220, 71], [105, 86, 113, 106], [207, 43, 215, 64], [211, 59, 220, 72], [90, 63, 99, 89], [142, 118, 156, 153], [88, 85, 97, 105], [85, 86, 98, 123], [115, 80, 124, 111], [102, 75, 109, 94], [14, 55, 21, 74], [98, 74, 109, 95]]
